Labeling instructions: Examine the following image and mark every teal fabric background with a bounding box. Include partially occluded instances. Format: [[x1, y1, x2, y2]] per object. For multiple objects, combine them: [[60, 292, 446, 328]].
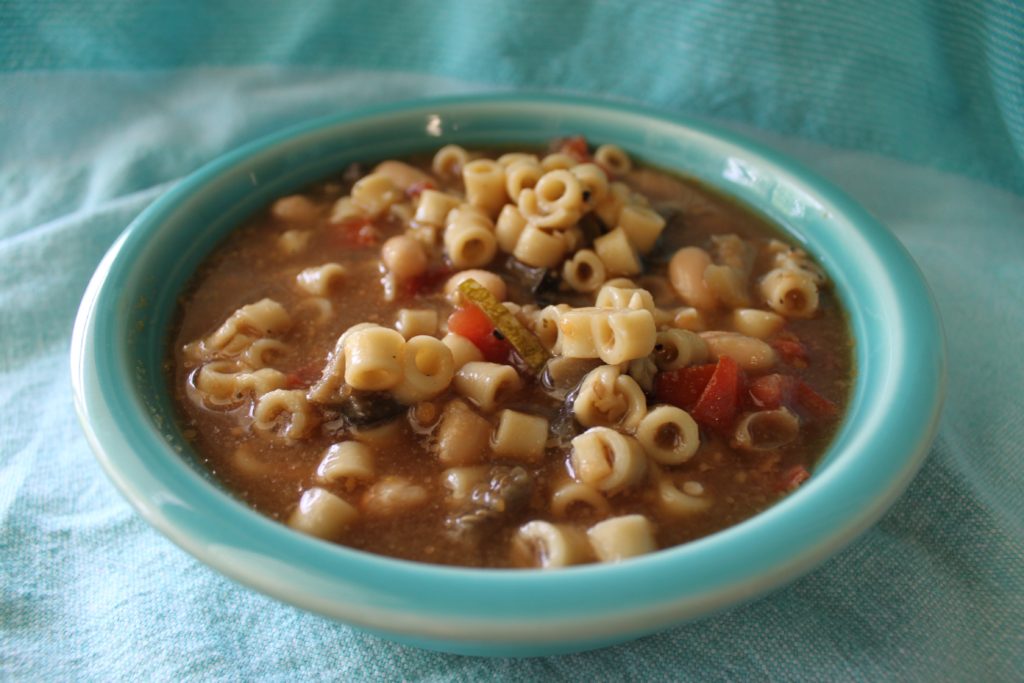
[[1, 1, 1022, 680]]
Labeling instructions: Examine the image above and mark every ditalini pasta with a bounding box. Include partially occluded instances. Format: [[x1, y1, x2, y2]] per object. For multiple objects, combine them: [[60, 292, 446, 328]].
[[170, 138, 851, 568]]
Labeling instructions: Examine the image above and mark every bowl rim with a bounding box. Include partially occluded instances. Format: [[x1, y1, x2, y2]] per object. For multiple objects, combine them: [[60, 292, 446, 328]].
[[70, 93, 946, 652]]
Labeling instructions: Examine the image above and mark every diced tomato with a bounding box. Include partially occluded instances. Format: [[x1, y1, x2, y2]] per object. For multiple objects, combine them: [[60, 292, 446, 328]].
[[748, 373, 837, 421], [772, 336, 809, 367], [691, 356, 744, 433], [748, 373, 798, 410], [654, 363, 717, 411], [778, 465, 811, 492], [405, 180, 436, 199], [285, 361, 323, 389], [446, 304, 511, 363], [329, 217, 380, 248], [795, 380, 839, 419], [558, 135, 591, 163]]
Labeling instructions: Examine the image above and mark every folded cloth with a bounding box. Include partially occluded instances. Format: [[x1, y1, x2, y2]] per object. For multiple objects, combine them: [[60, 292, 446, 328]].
[[2, 2, 1022, 679]]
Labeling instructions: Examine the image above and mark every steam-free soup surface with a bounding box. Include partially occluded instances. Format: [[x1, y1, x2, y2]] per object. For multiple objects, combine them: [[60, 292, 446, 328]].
[[170, 140, 852, 568]]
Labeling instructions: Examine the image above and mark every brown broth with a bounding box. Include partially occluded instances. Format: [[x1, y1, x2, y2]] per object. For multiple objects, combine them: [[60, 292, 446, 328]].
[[168, 145, 853, 568]]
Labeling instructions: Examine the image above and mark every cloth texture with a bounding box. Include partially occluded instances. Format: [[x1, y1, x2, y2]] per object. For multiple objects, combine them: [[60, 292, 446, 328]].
[[1, 2, 1022, 680]]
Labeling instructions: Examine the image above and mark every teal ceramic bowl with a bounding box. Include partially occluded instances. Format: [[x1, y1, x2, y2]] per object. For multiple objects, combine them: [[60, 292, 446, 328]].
[[70, 95, 945, 656]]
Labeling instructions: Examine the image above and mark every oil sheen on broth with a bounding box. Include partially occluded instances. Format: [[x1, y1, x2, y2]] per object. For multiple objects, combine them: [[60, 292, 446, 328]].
[[169, 139, 853, 569]]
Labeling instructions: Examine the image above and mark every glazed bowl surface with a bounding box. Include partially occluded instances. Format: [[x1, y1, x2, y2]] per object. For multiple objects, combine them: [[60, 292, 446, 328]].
[[71, 94, 946, 656]]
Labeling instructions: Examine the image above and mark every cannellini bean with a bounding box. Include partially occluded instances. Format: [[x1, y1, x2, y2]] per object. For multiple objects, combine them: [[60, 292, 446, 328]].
[[700, 331, 777, 372], [668, 247, 717, 310], [381, 235, 428, 280]]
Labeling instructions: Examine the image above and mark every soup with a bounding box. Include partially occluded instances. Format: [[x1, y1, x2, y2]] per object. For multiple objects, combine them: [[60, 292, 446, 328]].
[[168, 138, 853, 568]]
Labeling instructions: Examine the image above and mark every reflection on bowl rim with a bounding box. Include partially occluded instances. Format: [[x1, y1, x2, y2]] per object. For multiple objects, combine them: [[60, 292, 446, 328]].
[[70, 94, 946, 657]]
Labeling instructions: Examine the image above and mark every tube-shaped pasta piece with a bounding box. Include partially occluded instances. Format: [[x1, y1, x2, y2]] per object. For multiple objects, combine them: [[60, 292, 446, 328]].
[[306, 322, 376, 404], [636, 405, 700, 464], [593, 144, 632, 176], [534, 169, 584, 215], [591, 308, 657, 365], [594, 181, 630, 228], [504, 160, 544, 202], [732, 308, 786, 339], [253, 389, 319, 441], [194, 361, 243, 405], [435, 399, 491, 465], [593, 227, 642, 276], [571, 163, 608, 208], [514, 521, 593, 569], [317, 441, 375, 483], [587, 514, 656, 562], [444, 215, 498, 269], [669, 247, 717, 310], [700, 331, 777, 372], [271, 195, 319, 223], [540, 152, 576, 171], [731, 408, 800, 451], [329, 196, 363, 225], [462, 159, 508, 218], [205, 298, 292, 356], [759, 267, 820, 318], [617, 204, 665, 254], [595, 285, 655, 312], [231, 443, 275, 478], [373, 160, 432, 192], [361, 476, 429, 516], [652, 329, 709, 370], [512, 223, 567, 268], [277, 229, 312, 255], [671, 306, 707, 332], [517, 188, 581, 230], [562, 249, 607, 293], [441, 332, 484, 370], [573, 365, 647, 431], [556, 308, 600, 359], [550, 481, 612, 518], [495, 204, 528, 253], [497, 152, 539, 167], [442, 465, 490, 503], [241, 338, 289, 369], [395, 308, 438, 339], [453, 361, 522, 412], [569, 427, 647, 494], [343, 326, 406, 391], [444, 269, 507, 303], [604, 276, 638, 289], [704, 264, 751, 308], [392, 335, 455, 405], [351, 172, 401, 217], [235, 368, 288, 398], [432, 144, 470, 177], [491, 410, 549, 462], [414, 189, 461, 227], [296, 263, 347, 296], [350, 418, 404, 449], [770, 244, 826, 284], [529, 304, 566, 352], [288, 488, 358, 540], [655, 474, 712, 516]]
